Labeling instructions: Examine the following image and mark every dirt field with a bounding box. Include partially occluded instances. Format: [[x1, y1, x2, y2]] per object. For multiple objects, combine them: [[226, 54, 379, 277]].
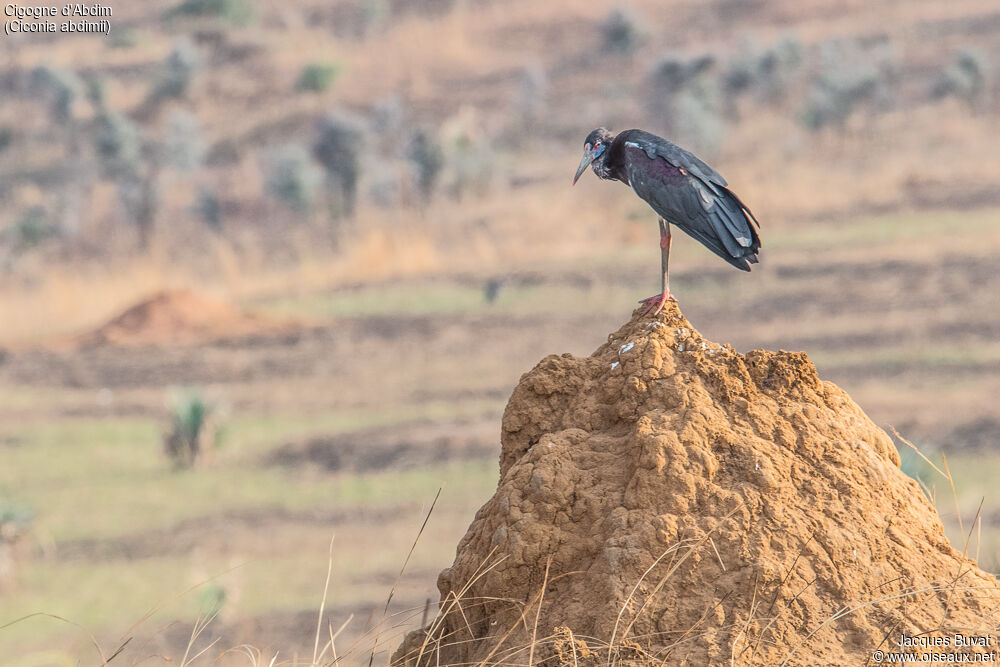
[[3, 203, 1000, 662], [2, 0, 1000, 662]]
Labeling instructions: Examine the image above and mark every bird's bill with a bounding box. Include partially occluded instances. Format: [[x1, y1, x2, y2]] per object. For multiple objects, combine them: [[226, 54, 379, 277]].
[[573, 150, 595, 185]]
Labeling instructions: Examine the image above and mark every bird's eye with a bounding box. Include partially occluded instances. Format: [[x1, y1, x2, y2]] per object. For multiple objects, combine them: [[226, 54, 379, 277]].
[[594, 141, 601, 148]]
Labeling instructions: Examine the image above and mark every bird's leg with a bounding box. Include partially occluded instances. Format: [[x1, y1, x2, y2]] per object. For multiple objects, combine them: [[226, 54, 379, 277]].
[[640, 218, 676, 315]]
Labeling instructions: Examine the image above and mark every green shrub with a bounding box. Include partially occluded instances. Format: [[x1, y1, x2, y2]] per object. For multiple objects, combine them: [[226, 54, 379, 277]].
[[85, 76, 106, 111], [94, 110, 142, 178], [800, 39, 895, 131], [6, 207, 56, 251], [648, 51, 715, 98], [195, 189, 222, 229], [0, 498, 31, 589], [148, 39, 200, 106], [161, 110, 204, 171], [0, 498, 32, 531], [931, 49, 990, 106], [312, 113, 364, 217], [164, 388, 223, 470], [30, 66, 82, 122], [264, 144, 324, 213], [296, 63, 340, 93], [724, 36, 802, 102], [600, 7, 643, 54], [169, 0, 253, 25], [407, 128, 444, 202], [801, 65, 880, 130], [646, 52, 726, 155]]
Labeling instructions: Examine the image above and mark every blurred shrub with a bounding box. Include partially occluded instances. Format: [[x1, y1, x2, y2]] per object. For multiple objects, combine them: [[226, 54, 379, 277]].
[[164, 388, 223, 470], [440, 108, 495, 200], [85, 76, 106, 111], [0, 127, 11, 155], [800, 40, 894, 131], [148, 39, 200, 106], [5, 207, 56, 251], [117, 170, 160, 249], [897, 443, 937, 485], [161, 110, 204, 171], [93, 109, 159, 246], [370, 97, 407, 153], [94, 110, 141, 178], [195, 188, 222, 229], [198, 583, 227, 616], [514, 65, 547, 130], [931, 49, 990, 107], [264, 144, 323, 213], [724, 36, 802, 103], [313, 112, 364, 218], [361, 0, 389, 37], [600, 7, 643, 55], [169, 0, 253, 25], [109, 27, 140, 49], [0, 498, 32, 534], [0, 497, 32, 590], [647, 52, 726, 155], [407, 128, 443, 203], [296, 62, 341, 93], [649, 51, 715, 98], [30, 66, 83, 122]]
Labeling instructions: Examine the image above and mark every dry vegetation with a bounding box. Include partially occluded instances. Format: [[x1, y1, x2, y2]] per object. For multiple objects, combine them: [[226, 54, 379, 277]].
[[1, 0, 1000, 664]]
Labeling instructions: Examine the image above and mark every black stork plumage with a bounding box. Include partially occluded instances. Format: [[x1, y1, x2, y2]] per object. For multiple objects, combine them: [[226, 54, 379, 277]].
[[573, 128, 761, 315]]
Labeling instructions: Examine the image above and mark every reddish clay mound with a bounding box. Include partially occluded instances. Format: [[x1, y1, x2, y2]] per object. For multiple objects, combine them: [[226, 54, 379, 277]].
[[394, 303, 1000, 666], [76, 289, 288, 347]]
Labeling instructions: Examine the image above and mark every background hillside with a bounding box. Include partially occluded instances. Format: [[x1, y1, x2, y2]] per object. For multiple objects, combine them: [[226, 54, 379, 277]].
[[1, 0, 999, 663]]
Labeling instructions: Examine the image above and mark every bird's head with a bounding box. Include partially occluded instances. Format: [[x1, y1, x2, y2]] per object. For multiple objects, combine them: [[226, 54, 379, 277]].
[[573, 128, 614, 185]]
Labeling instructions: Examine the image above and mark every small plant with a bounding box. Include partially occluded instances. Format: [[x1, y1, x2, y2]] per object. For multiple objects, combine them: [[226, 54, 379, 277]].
[[117, 170, 160, 249], [0, 127, 12, 155], [407, 128, 444, 203], [109, 27, 140, 49], [6, 207, 56, 251], [513, 65, 547, 128], [801, 65, 879, 130], [724, 35, 802, 102], [30, 65, 82, 123], [800, 39, 895, 131], [94, 110, 142, 178], [313, 112, 364, 218], [195, 188, 222, 229], [264, 144, 324, 213], [85, 76, 106, 111], [297, 63, 340, 93], [0, 497, 32, 590], [600, 7, 643, 54], [646, 52, 726, 156], [93, 109, 159, 247], [163, 388, 223, 470], [648, 51, 715, 98], [361, 0, 389, 36], [931, 49, 990, 107], [161, 109, 204, 171], [169, 0, 253, 25], [148, 39, 200, 106]]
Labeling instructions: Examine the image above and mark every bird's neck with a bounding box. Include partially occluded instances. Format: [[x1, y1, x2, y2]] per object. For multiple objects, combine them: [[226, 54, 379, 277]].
[[591, 134, 626, 182]]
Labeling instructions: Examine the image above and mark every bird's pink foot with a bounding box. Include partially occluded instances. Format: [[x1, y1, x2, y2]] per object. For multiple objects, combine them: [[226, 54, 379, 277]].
[[638, 290, 676, 316]]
